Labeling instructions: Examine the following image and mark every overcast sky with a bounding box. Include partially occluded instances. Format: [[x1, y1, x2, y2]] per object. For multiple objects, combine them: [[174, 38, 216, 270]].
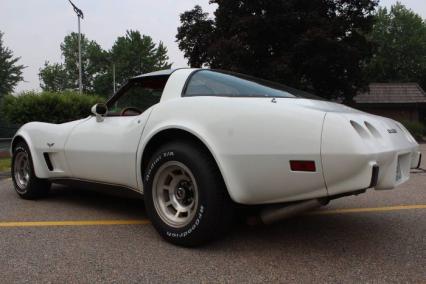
[[0, 0, 425, 93]]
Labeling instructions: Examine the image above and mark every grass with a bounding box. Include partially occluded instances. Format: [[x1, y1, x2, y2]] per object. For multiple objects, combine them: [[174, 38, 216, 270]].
[[0, 158, 11, 172]]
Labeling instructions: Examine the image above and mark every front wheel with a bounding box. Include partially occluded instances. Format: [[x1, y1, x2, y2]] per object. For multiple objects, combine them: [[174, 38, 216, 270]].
[[12, 142, 50, 199], [144, 141, 235, 247]]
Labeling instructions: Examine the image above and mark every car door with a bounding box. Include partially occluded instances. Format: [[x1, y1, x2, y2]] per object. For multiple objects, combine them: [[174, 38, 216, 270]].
[[64, 76, 168, 189]]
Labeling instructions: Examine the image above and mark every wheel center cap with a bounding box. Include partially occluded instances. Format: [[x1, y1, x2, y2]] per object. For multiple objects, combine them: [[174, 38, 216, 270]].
[[176, 187, 186, 200]]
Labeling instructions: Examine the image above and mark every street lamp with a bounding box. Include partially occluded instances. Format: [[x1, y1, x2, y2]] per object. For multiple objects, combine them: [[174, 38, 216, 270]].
[[106, 55, 117, 95], [113, 63, 116, 94], [68, 0, 84, 94]]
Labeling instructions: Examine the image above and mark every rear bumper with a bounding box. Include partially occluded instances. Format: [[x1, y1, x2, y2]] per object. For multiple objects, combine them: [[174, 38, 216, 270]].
[[321, 113, 420, 195], [373, 148, 417, 190]]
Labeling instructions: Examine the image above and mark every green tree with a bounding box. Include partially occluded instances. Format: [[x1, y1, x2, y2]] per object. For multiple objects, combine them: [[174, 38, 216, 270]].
[[38, 62, 68, 92], [176, 5, 215, 68], [367, 3, 426, 89], [39, 33, 108, 94], [110, 30, 172, 87], [177, 0, 378, 102], [61, 33, 109, 93], [39, 30, 172, 97], [0, 32, 24, 97]]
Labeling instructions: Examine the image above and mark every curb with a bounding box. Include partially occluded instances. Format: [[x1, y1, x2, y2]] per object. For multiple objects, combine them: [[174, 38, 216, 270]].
[[0, 171, 11, 180]]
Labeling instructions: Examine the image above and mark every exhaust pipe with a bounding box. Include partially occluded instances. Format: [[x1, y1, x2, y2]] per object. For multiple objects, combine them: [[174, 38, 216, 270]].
[[260, 199, 326, 225]]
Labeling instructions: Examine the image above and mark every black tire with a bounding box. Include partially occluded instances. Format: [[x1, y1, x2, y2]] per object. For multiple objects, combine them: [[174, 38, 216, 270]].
[[144, 141, 235, 247], [12, 142, 51, 199]]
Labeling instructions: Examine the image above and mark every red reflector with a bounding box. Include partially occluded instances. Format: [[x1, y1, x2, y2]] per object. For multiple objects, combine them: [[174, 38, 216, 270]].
[[290, 160, 316, 172]]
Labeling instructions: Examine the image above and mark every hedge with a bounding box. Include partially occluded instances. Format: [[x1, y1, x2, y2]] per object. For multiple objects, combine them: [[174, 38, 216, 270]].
[[401, 120, 425, 142], [1, 91, 104, 124], [0, 114, 19, 138]]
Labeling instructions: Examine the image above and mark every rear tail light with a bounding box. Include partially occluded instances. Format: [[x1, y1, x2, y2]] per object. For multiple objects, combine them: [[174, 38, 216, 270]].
[[290, 160, 316, 172]]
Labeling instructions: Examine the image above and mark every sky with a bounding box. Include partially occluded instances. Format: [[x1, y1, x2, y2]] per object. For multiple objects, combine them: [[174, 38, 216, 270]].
[[0, 0, 425, 93]]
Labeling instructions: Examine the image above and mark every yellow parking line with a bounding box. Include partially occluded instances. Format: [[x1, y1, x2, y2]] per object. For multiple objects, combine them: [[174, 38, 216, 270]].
[[307, 204, 426, 215], [0, 204, 425, 228], [0, 219, 150, 227]]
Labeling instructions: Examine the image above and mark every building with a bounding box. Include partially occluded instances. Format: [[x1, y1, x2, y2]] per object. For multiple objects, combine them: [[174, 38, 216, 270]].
[[354, 83, 426, 124]]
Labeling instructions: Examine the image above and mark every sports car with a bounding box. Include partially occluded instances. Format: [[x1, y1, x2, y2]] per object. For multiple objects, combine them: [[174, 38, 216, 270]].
[[11, 68, 422, 246]]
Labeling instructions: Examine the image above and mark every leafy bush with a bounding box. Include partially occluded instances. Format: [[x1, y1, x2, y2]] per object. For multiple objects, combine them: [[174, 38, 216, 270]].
[[0, 114, 19, 138], [1, 91, 104, 124], [401, 120, 425, 141]]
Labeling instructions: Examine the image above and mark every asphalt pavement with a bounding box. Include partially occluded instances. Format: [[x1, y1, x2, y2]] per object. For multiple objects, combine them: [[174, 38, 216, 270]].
[[0, 145, 425, 283]]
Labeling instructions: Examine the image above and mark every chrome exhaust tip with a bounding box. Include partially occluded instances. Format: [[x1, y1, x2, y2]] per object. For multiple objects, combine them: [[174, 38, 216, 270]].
[[259, 199, 327, 225]]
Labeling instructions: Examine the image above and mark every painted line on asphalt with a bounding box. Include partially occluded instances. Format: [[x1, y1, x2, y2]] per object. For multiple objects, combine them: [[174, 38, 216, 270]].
[[0, 204, 425, 228], [0, 219, 150, 227], [307, 204, 426, 215]]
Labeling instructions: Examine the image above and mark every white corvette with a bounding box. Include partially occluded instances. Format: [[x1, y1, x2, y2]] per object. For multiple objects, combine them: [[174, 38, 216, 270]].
[[11, 68, 421, 246]]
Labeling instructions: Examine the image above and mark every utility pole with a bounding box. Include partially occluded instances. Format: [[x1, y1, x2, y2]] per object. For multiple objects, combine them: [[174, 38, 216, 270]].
[[112, 63, 116, 94], [68, 0, 84, 94]]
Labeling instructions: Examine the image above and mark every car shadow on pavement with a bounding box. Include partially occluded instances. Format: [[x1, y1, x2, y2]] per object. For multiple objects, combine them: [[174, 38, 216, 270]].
[[212, 212, 410, 256], [47, 184, 408, 257], [46, 184, 147, 219]]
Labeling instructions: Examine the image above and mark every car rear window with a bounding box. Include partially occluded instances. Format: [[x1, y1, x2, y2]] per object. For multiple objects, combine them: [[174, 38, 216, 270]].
[[183, 70, 322, 100]]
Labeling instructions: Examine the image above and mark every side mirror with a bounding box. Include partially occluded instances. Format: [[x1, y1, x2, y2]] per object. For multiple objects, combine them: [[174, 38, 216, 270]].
[[91, 103, 108, 122]]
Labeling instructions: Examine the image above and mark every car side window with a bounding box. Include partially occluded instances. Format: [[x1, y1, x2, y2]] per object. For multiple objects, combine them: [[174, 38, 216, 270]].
[[108, 76, 168, 115], [112, 83, 162, 113]]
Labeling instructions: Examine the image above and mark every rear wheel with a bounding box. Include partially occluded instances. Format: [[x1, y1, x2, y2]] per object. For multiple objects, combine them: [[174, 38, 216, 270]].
[[144, 141, 235, 247], [12, 142, 50, 199]]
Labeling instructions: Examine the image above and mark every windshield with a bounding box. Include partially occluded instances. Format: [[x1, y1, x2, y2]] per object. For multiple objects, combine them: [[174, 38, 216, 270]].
[[184, 70, 323, 100]]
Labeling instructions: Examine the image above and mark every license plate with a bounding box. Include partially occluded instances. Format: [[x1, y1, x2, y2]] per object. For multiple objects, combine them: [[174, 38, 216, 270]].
[[396, 160, 402, 181]]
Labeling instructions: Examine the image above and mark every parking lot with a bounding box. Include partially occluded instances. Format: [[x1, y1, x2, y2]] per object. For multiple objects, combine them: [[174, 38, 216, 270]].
[[0, 145, 425, 283]]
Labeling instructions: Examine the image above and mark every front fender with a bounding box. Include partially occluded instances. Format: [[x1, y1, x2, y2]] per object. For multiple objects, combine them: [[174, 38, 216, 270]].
[[12, 123, 48, 178], [11, 119, 87, 179]]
